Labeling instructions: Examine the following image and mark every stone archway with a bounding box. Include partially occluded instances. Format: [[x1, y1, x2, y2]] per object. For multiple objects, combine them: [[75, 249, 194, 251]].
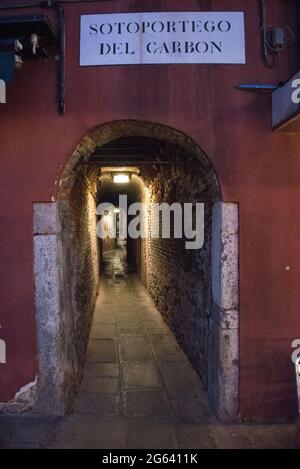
[[33, 120, 239, 421]]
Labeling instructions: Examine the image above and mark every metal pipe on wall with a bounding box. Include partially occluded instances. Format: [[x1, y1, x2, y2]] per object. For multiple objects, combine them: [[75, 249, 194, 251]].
[[56, 4, 65, 114], [259, 0, 277, 68]]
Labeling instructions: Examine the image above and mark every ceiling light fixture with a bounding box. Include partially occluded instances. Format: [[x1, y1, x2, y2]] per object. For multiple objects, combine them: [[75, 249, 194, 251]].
[[112, 173, 130, 184]]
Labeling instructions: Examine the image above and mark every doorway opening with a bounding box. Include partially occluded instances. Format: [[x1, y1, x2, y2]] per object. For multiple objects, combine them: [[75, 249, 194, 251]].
[[33, 120, 239, 421]]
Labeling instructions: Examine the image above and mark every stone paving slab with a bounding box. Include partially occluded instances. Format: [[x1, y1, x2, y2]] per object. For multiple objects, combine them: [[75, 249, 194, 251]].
[[72, 393, 120, 416], [172, 397, 217, 424], [152, 342, 185, 362], [87, 339, 117, 363], [118, 322, 145, 335], [174, 423, 217, 449], [51, 416, 127, 448], [119, 335, 147, 345], [159, 362, 206, 400], [126, 420, 175, 449], [85, 363, 119, 378], [123, 390, 173, 418], [147, 332, 177, 345], [86, 377, 119, 393], [93, 315, 116, 325], [91, 324, 117, 339], [120, 342, 154, 362], [122, 363, 162, 389]]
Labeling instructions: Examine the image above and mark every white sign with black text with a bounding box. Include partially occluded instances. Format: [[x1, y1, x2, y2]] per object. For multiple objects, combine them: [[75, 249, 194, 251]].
[[80, 11, 246, 66]]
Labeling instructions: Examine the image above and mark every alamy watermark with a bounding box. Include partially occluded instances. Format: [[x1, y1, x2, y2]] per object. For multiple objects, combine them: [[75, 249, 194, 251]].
[[292, 339, 300, 364], [0, 79, 6, 104], [291, 79, 300, 104], [293, 339, 300, 414], [96, 195, 204, 250], [0, 339, 6, 364]]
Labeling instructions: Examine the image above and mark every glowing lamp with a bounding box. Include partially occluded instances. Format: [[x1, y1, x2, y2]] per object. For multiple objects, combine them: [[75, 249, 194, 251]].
[[113, 173, 130, 184]]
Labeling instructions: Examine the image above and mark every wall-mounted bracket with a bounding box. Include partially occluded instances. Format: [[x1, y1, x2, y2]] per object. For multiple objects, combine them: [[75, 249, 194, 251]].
[[236, 84, 278, 93]]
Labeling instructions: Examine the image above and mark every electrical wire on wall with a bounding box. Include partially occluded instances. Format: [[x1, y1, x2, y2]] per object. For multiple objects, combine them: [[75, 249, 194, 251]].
[[260, 0, 295, 68], [0, 0, 113, 10]]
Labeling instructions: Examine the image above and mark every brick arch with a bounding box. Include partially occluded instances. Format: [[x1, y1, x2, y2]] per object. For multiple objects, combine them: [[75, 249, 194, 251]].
[[56, 119, 222, 201], [33, 120, 238, 421]]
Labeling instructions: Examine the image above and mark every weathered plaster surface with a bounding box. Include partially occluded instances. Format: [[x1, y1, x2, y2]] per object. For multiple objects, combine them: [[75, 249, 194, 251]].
[[209, 202, 239, 422], [0, 378, 37, 414]]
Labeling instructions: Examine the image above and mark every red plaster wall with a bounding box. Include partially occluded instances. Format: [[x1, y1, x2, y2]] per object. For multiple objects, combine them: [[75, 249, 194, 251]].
[[0, 0, 300, 420]]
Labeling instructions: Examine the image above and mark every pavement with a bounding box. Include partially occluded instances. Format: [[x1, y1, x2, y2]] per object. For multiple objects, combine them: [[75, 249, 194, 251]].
[[0, 249, 298, 449]]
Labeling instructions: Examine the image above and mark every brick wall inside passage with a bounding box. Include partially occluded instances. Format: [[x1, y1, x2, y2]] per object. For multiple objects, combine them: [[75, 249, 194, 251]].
[[138, 164, 220, 388], [58, 170, 99, 406]]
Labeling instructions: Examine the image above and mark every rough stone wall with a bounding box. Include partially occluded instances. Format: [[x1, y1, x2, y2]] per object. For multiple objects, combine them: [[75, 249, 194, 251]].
[[145, 165, 219, 389], [58, 169, 99, 410], [102, 237, 117, 252]]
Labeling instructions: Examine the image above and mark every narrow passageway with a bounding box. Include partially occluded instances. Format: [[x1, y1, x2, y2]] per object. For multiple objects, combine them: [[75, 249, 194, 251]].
[[52, 247, 216, 448], [7, 126, 294, 449]]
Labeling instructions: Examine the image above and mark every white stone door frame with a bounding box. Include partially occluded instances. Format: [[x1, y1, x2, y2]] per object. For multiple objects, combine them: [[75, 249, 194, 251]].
[[32, 200, 239, 421], [210, 202, 239, 421], [33, 202, 66, 416]]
